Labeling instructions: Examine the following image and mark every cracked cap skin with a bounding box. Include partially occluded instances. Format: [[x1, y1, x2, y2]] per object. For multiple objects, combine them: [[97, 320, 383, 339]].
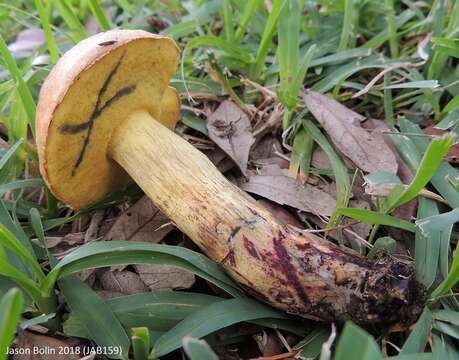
[[36, 29, 180, 210]]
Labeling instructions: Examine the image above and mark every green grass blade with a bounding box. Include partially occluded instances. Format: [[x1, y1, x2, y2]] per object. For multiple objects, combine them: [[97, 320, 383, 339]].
[[183, 337, 219, 360], [400, 308, 433, 354], [415, 198, 440, 288], [108, 292, 224, 332], [34, 0, 59, 64], [387, 135, 454, 210], [0, 178, 44, 196], [338, 0, 357, 51], [337, 208, 416, 232], [88, 0, 111, 31], [425, 208, 459, 299], [131, 327, 150, 360], [59, 276, 129, 359], [335, 322, 383, 360], [185, 35, 253, 63], [44, 241, 242, 298], [289, 127, 313, 180], [252, 0, 286, 79], [0, 139, 23, 170], [277, 0, 300, 108], [234, 0, 258, 42], [0, 224, 44, 281], [303, 119, 350, 227], [52, 0, 87, 41], [0, 35, 36, 137], [384, 0, 398, 57], [152, 298, 293, 357], [0, 288, 23, 360]]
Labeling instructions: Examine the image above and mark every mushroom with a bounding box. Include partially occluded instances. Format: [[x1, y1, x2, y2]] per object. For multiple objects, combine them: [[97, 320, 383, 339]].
[[36, 30, 424, 325]]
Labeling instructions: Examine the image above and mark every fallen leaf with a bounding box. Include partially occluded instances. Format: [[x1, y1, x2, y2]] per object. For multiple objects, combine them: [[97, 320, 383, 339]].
[[362, 119, 417, 222], [424, 126, 459, 163], [98, 270, 148, 295], [250, 135, 283, 161], [207, 100, 255, 175], [240, 164, 336, 217], [84, 210, 104, 242], [12, 331, 82, 360], [96, 290, 126, 299], [8, 28, 45, 54], [302, 90, 398, 174], [253, 331, 284, 357], [311, 147, 332, 169], [134, 264, 195, 291], [46, 232, 85, 250], [257, 199, 303, 228], [105, 196, 174, 243]]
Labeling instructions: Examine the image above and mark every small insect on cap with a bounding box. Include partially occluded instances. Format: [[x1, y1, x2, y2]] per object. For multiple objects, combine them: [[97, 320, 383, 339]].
[[36, 29, 180, 210]]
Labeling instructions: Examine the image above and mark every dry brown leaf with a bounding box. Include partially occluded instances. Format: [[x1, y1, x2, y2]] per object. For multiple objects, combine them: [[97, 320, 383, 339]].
[[425, 126, 459, 163], [96, 290, 126, 299], [302, 90, 398, 174], [98, 270, 148, 295], [105, 196, 174, 243], [240, 164, 335, 217], [12, 331, 82, 360], [256, 199, 303, 228], [8, 28, 45, 54], [46, 232, 85, 250], [134, 264, 195, 291], [207, 100, 255, 175], [253, 331, 284, 357], [311, 147, 332, 169], [84, 210, 104, 242]]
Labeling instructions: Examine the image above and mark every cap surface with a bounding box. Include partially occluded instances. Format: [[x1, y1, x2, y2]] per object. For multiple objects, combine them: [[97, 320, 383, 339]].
[[36, 29, 180, 209]]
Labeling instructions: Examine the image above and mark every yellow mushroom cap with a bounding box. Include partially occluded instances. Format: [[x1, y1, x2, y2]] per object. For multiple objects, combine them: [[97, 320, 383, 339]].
[[36, 29, 180, 210]]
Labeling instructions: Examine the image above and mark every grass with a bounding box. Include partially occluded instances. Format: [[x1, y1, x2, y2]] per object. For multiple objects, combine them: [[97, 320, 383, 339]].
[[0, 0, 458, 359]]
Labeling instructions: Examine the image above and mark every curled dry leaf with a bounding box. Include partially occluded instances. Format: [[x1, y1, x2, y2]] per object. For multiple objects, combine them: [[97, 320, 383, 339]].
[[12, 331, 82, 360], [134, 264, 195, 291], [240, 164, 336, 217], [105, 196, 174, 243], [207, 100, 255, 176], [302, 90, 398, 174]]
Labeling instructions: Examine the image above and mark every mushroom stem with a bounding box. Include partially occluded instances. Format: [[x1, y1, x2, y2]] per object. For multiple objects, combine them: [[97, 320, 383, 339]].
[[109, 109, 425, 324]]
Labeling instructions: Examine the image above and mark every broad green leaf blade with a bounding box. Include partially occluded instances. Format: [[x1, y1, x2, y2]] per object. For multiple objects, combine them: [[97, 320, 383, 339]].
[[400, 308, 433, 354], [415, 198, 440, 288], [58, 276, 129, 359], [0, 224, 44, 281], [428, 208, 459, 299], [294, 327, 330, 359], [108, 292, 224, 331], [0, 288, 23, 360], [182, 337, 219, 360], [45, 241, 242, 297], [334, 322, 383, 360], [153, 298, 292, 357]]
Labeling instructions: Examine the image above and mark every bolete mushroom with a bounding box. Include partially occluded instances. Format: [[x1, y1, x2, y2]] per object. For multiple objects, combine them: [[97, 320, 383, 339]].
[[36, 29, 424, 325]]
